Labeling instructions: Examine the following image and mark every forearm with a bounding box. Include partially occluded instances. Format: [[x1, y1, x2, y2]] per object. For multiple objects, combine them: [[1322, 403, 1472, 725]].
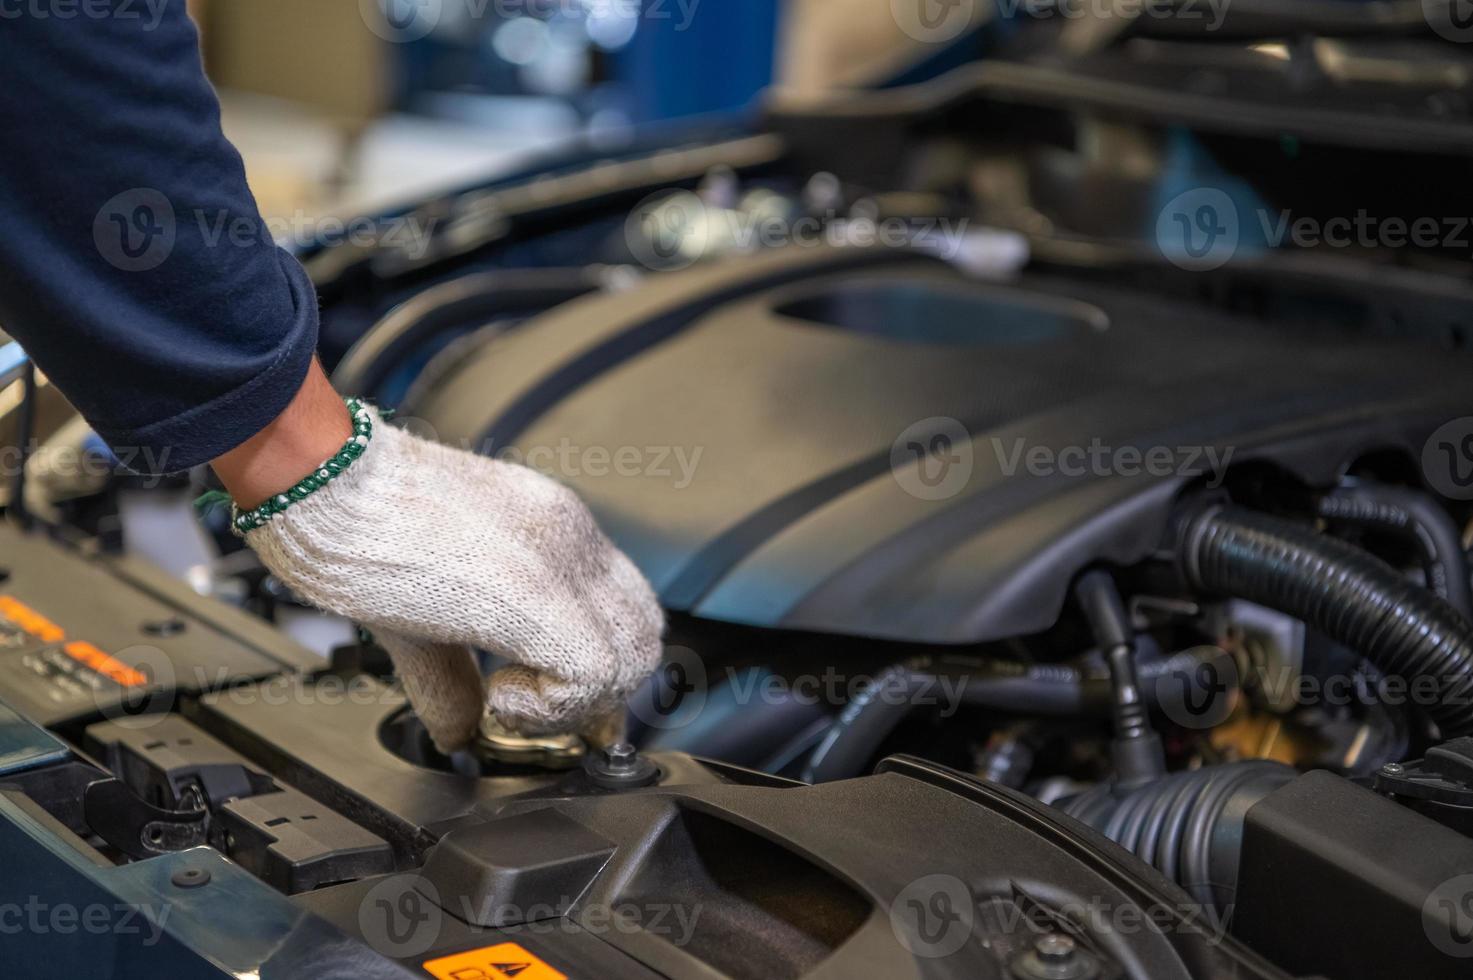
[[0, 3, 319, 473], [211, 360, 351, 510]]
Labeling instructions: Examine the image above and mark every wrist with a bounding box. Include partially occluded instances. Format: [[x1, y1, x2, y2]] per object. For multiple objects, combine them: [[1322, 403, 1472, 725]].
[[211, 359, 353, 510]]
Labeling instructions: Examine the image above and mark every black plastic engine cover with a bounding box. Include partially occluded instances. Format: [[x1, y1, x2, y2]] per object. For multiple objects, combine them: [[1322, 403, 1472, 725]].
[[414, 247, 1473, 644], [298, 756, 1288, 980]]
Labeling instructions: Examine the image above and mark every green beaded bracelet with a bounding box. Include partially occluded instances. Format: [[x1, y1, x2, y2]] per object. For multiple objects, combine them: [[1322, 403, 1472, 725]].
[[231, 398, 374, 535]]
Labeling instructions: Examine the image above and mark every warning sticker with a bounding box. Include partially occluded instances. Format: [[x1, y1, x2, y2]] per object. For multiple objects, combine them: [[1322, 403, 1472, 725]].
[[422, 942, 568, 980]]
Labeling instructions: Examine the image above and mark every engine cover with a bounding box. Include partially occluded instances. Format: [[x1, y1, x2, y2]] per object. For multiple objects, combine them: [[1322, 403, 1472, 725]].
[[414, 247, 1473, 643]]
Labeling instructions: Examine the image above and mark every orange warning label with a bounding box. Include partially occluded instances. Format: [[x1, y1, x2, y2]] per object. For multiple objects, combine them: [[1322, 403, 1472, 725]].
[[0, 596, 66, 643], [62, 641, 148, 688], [422, 942, 567, 980]]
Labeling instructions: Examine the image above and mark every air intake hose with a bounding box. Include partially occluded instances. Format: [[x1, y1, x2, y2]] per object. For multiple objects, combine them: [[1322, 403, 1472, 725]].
[[1178, 505, 1473, 736], [1061, 761, 1296, 922]]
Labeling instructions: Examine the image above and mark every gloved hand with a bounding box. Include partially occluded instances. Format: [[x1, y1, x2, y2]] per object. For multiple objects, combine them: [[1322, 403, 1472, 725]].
[[243, 408, 665, 753]]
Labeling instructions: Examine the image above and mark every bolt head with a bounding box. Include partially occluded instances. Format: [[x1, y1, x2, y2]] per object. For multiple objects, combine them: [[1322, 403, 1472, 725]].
[[603, 743, 639, 768], [1382, 762, 1405, 775], [1034, 934, 1077, 963]]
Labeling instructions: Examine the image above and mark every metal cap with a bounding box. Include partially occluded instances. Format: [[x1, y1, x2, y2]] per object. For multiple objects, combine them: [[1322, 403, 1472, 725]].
[[474, 715, 587, 770]]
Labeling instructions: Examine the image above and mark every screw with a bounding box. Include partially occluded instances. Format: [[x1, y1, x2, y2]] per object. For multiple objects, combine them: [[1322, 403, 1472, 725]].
[[602, 743, 638, 769], [1013, 932, 1099, 980], [1035, 934, 1077, 963], [584, 742, 658, 789], [171, 867, 210, 888], [1382, 763, 1405, 776]]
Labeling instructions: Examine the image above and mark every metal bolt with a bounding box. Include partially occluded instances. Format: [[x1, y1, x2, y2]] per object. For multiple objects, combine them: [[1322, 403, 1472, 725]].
[[603, 743, 638, 769], [1382, 762, 1405, 775], [1035, 934, 1077, 964], [584, 742, 659, 789], [1012, 932, 1099, 980]]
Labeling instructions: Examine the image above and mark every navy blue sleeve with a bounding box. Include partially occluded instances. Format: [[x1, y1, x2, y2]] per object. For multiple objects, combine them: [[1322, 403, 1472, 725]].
[[0, 2, 320, 473]]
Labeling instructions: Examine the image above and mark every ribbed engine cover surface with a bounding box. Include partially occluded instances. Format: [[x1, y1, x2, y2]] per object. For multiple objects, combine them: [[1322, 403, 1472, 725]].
[[415, 248, 1473, 643]]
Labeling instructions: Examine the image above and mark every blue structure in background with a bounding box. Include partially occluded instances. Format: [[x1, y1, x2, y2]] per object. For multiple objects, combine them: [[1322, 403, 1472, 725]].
[[615, 0, 780, 121]]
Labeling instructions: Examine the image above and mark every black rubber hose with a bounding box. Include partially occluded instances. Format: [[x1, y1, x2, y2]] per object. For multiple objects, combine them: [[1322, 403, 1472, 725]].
[[801, 648, 1210, 783], [1317, 481, 1473, 621], [1075, 569, 1166, 785], [1179, 505, 1473, 737], [1060, 761, 1296, 923]]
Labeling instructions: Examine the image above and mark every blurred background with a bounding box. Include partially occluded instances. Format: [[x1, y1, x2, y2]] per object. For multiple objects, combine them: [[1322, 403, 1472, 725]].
[[191, 0, 797, 224]]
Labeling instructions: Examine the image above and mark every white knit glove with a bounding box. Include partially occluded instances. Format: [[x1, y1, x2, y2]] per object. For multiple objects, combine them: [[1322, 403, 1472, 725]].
[[244, 409, 665, 754]]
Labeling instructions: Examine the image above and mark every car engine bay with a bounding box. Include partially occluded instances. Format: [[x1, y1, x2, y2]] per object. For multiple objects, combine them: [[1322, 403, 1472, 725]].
[[8, 12, 1473, 979]]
